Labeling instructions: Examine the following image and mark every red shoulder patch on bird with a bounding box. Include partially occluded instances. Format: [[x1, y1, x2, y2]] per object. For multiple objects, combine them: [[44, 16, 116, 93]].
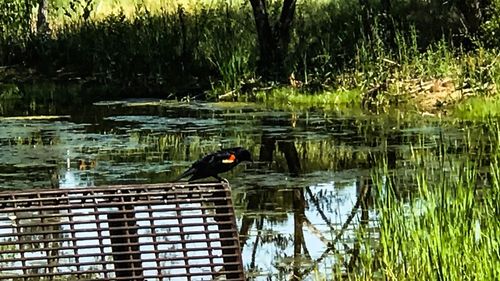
[[222, 153, 236, 164]]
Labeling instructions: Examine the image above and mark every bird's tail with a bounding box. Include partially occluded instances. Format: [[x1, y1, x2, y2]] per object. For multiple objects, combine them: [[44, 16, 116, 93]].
[[172, 168, 195, 182]]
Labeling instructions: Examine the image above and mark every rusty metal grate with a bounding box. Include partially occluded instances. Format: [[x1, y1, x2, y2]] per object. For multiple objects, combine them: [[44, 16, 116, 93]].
[[0, 182, 244, 281]]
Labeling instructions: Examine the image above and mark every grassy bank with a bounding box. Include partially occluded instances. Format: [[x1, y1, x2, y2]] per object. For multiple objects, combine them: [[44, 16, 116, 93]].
[[253, 88, 363, 111], [1, 0, 499, 105]]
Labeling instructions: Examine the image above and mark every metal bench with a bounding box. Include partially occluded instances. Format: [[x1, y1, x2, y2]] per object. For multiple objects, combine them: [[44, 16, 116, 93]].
[[0, 182, 244, 280]]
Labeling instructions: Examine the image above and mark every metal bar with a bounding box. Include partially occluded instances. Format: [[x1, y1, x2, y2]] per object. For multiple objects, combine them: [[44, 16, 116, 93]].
[[92, 195, 110, 280], [0, 229, 237, 248], [175, 192, 191, 281], [213, 184, 245, 280], [202, 202, 217, 279], [0, 268, 245, 280], [0, 199, 234, 212], [11, 195, 28, 281], [146, 193, 162, 279], [0, 182, 245, 280], [0, 253, 242, 269], [0, 246, 240, 262], [108, 193, 143, 280], [0, 211, 236, 229]]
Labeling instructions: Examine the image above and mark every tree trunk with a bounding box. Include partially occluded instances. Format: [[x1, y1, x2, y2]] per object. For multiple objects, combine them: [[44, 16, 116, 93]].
[[291, 188, 305, 281], [358, 0, 372, 36], [249, 0, 277, 77], [259, 134, 276, 163], [275, 0, 297, 71], [37, 0, 50, 34], [278, 141, 301, 176], [249, 0, 297, 80]]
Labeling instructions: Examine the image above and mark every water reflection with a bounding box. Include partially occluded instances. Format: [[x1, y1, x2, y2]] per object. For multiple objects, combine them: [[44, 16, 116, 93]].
[[0, 100, 462, 279]]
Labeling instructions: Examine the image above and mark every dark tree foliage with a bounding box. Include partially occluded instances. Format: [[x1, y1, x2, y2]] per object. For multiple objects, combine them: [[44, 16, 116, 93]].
[[356, 0, 495, 49], [248, 0, 495, 80], [451, 0, 493, 48]]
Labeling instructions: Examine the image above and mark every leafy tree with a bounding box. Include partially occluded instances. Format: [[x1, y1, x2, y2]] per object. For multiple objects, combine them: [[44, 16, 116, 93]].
[[0, 0, 34, 64], [452, 0, 493, 48]]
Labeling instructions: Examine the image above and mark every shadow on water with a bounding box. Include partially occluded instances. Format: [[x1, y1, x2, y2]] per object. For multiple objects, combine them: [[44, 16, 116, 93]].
[[0, 87, 478, 279]]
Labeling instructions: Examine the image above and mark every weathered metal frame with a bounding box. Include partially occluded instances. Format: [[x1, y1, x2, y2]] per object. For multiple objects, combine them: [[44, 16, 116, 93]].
[[0, 182, 244, 281]]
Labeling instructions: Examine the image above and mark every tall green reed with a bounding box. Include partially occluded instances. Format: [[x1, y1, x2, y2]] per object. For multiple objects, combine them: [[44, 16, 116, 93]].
[[366, 124, 500, 280]]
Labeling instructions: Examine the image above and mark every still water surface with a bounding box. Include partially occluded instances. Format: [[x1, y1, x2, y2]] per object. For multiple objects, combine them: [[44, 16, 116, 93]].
[[0, 99, 461, 279]]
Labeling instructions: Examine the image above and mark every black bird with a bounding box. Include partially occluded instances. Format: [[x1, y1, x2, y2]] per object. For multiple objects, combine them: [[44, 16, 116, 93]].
[[175, 147, 253, 182]]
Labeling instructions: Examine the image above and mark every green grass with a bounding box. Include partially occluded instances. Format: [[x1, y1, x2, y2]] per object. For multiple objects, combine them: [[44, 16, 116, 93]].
[[352, 124, 500, 280], [454, 95, 500, 120], [254, 87, 363, 111]]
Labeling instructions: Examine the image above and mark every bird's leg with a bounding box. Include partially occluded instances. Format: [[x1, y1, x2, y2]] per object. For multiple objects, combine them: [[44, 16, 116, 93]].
[[214, 175, 229, 183]]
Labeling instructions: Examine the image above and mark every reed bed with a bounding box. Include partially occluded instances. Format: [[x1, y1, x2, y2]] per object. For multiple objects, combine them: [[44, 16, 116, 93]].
[[354, 123, 500, 280]]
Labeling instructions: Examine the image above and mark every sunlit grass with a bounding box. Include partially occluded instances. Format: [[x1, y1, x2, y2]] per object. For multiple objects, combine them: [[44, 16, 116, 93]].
[[65, 0, 329, 19], [453, 95, 500, 120], [51, 0, 237, 21], [255, 87, 363, 111]]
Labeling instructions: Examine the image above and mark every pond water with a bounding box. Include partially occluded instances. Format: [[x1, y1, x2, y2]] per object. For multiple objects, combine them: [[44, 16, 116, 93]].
[[0, 97, 466, 280]]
